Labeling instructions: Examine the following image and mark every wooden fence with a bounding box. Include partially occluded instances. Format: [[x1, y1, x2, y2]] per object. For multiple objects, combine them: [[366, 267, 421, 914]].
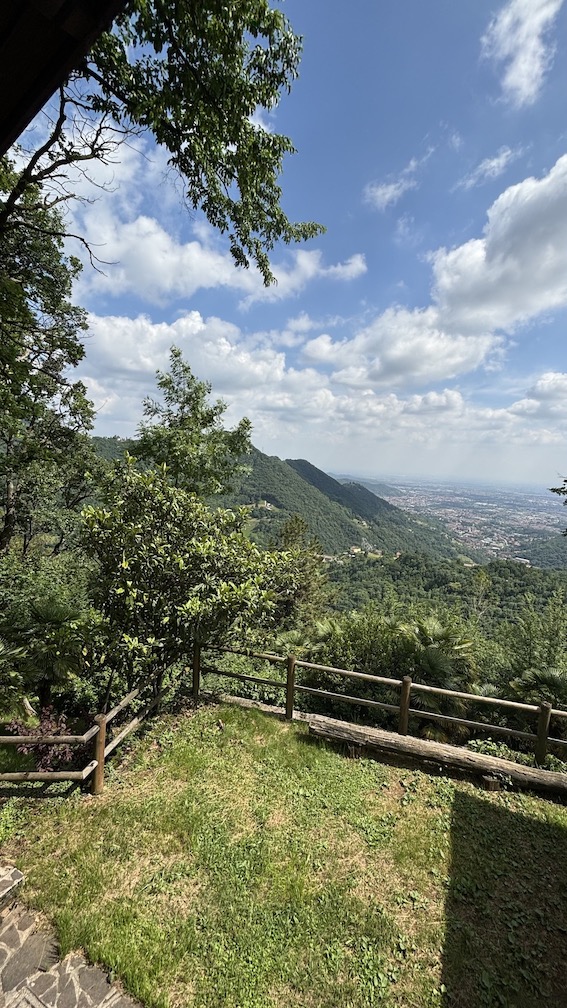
[[2, 644, 567, 793], [198, 646, 567, 766], [0, 675, 165, 793]]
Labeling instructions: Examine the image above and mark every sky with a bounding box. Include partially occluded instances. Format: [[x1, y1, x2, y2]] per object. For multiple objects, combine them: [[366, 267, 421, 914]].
[[31, 0, 567, 486]]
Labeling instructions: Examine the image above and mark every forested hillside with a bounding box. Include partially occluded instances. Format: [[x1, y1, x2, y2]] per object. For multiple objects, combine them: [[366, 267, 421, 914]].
[[286, 458, 400, 521], [328, 551, 567, 626], [218, 447, 466, 559], [91, 436, 136, 461]]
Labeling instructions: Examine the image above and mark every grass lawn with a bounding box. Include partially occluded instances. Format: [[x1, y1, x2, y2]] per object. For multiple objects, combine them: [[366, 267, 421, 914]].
[[1, 701, 567, 1007]]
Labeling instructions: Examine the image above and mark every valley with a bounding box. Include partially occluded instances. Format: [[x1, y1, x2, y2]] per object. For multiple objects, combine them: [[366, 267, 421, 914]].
[[346, 475, 567, 567]]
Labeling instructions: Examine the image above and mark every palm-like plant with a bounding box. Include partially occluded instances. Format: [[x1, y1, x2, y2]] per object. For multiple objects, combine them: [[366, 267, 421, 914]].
[[0, 637, 25, 717], [18, 597, 85, 709], [510, 667, 567, 710], [389, 615, 477, 741]]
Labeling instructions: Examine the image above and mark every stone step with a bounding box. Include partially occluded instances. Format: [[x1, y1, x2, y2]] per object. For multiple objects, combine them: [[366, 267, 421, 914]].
[[1, 908, 142, 1008], [0, 868, 24, 914], [6, 952, 138, 1007]]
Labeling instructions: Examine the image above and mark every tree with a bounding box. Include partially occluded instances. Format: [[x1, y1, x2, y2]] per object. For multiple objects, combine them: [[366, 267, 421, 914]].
[[0, 544, 97, 713], [551, 478, 567, 536], [137, 346, 252, 495], [83, 459, 300, 689], [503, 590, 567, 678], [2, 1, 324, 282], [0, 161, 94, 551], [270, 515, 330, 630]]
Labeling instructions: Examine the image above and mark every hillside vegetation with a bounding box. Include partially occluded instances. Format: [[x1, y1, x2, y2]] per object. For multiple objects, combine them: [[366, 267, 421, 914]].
[[218, 447, 465, 559]]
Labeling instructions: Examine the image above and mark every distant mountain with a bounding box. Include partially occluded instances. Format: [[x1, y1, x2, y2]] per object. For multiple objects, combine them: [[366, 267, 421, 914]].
[[219, 449, 365, 555], [287, 460, 399, 523], [90, 438, 471, 560], [222, 449, 465, 559], [331, 474, 403, 498], [91, 436, 136, 461], [356, 479, 404, 498]]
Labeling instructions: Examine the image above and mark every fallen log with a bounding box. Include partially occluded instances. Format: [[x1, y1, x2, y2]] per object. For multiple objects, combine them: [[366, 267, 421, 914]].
[[308, 718, 567, 798]]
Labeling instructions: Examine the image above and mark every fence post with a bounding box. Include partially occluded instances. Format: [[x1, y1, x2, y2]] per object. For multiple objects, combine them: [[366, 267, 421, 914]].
[[192, 642, 201, 702], [399, 676, 412, 736], [91, 714, 107, 795], [286, 654, 296, 721], [535, 701, 552, 764]]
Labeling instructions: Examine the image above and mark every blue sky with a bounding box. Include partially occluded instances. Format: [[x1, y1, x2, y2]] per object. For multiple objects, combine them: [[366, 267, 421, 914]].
[[40, 1, 567, 485]]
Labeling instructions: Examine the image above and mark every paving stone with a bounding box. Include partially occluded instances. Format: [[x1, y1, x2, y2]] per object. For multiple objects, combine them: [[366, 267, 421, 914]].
[[57, 974, 81, 1008], [20, 973, 55, 1000], [1, 934, 55, 993], [0, 867, 24, 913], [79, 966, 115, 1003], [0, 903, 144, 1008], [76, 994, 95, 1008], [0, 909, 37, 959], [5, 988, 50, 1007], [1, 923, 25, 956]]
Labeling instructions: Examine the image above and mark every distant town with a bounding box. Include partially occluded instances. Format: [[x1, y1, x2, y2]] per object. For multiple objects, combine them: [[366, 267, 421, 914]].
[[336, 474, 567, 563]]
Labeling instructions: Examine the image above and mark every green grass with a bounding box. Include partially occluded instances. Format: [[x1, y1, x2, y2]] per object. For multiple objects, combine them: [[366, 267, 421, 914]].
[[2, 702, 567, 1007]]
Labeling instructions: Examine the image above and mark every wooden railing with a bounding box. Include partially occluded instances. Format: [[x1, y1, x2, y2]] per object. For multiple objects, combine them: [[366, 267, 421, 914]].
[[2, 645, 566, 793], [199, 646, 567, 765], [0, 674, 165, 793]]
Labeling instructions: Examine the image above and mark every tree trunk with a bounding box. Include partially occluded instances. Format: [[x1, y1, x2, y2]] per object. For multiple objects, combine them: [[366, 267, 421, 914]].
[[37, 679, 52, 710], [102, 667, 116, 713], [0, 477, 17, 551]]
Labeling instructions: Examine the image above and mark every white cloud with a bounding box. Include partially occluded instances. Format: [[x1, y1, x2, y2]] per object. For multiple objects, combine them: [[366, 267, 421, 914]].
[[482, 0, 565, 108], [528, 372, 567, 401], [394, 214, 422, 248], [75, 205, 365, 308], [449, 131, 463, 152], [455, 145, 524, 190], [324, 253, 367, 281], [299, 155, 567, 398], [73, 292, 567, 489], [433, 154, 567, 334], [239, 250, 367, 308], [69, 140, 567, 485], [364, 149, 433, 211], [510, 372, 567, 419], [302, 306, 499, 388], [249, 108, 274, 133], [364, 176, 417, 212], [81, 308, 567, 484], [59, 135, 364, 308]]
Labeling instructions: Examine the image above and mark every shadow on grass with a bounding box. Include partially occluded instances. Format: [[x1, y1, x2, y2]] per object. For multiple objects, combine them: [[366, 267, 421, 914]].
[[442, 790, 567, 1007], [0, 782, 79, 800]]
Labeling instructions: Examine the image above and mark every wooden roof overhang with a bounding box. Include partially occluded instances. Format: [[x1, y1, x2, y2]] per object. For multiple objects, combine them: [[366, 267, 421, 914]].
[[0, 0, 129, 157]]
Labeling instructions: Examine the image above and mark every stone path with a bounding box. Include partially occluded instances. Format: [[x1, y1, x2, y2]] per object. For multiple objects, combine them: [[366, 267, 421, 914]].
[[0, 866, 143, 1008]]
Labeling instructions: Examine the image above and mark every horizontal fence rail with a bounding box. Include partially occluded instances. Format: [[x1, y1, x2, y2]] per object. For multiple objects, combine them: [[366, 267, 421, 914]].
[[3, 643, 567, 793], [0, 673, 162, 793], [201, 645, 567, 766]]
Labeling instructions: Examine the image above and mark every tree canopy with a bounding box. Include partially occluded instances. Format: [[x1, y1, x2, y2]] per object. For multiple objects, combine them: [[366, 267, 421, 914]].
[[1, 0, 324, 282], [0, 160, 95, 551], [83, 458, 299, 681], [137, 346, 252, 495]]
